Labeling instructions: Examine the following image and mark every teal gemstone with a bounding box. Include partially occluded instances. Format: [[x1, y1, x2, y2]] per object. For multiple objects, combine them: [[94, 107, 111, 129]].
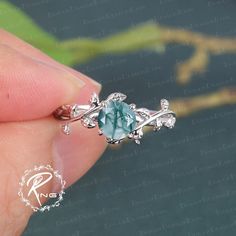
[[98, 100, 136, 140]]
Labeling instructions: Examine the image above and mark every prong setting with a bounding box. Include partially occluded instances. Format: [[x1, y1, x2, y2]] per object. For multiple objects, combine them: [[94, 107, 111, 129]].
[[129, 103, 136, 110], [54, 92, 176, 145], [98, 129, 103, 135]]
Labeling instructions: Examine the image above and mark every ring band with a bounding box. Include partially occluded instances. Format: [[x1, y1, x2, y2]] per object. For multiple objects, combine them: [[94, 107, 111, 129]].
[[53, 92, 176, 144]]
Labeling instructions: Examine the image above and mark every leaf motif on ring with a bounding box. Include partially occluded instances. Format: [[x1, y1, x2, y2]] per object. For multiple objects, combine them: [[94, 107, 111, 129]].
[[81, 116, 96, 128]]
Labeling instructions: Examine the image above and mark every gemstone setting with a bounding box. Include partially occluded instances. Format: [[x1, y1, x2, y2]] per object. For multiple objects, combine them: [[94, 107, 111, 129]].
[[54, 92, 176, 145], [98, 100, 136, 140]]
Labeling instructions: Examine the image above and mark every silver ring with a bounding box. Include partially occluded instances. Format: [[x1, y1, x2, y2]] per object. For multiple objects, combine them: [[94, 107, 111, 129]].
[[53, 92, 176, 144]]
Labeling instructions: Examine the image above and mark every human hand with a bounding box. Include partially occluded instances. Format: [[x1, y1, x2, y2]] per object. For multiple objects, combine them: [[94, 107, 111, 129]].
[[0, 29, 107, 235]]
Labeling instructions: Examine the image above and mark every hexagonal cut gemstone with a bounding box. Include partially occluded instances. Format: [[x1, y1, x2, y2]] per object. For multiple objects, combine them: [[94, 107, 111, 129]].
[[98, 100, 136, 140]]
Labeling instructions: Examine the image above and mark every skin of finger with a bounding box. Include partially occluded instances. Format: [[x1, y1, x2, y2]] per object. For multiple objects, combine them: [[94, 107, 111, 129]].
[[52, 71, 108, 189], [0, 119, 56, 235], [0, 44, 87, 121], [53, 123, 108, 187], [0, 118, 106, 235], [0, 29, 108, 234], [0, 29, 107, 184], [0, 80, 107, 234], [0, 29, 101, 90]]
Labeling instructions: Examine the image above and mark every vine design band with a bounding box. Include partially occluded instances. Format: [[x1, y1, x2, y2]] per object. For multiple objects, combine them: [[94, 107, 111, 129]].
[[53, 92, 176, 144]]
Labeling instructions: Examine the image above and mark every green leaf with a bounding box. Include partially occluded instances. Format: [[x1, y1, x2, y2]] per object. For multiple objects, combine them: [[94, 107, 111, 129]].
[[60, 22, 165, 64], [98, 21, 164, 53], [0, 1, 164, 66], [0, 0, 76, 64]]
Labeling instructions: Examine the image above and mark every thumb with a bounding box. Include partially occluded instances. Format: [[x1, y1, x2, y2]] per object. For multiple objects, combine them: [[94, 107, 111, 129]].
[[0, 43, 107, 234], [0, 117, 106, 235]]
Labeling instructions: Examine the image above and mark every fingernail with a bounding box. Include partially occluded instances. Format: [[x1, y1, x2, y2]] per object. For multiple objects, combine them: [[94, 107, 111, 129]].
[[33, 56, 101, 92], [35, 58, 86, 90], [65, 68, 102, 92], [89, 78, 101, 90]]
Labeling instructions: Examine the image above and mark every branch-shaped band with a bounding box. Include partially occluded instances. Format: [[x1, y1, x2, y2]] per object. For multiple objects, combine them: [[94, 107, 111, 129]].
[[53, 92, 176, 144]]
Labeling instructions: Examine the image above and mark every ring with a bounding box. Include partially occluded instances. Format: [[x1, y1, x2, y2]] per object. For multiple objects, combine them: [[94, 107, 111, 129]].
[[53, 92, 176, 144]]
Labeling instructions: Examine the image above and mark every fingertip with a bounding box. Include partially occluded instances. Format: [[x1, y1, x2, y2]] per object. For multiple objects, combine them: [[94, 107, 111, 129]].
[[0, 44, 97, 121]]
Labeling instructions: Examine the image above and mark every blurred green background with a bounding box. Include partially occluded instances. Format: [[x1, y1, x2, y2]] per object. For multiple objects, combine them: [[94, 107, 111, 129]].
[[3, 0, 236, 235]]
